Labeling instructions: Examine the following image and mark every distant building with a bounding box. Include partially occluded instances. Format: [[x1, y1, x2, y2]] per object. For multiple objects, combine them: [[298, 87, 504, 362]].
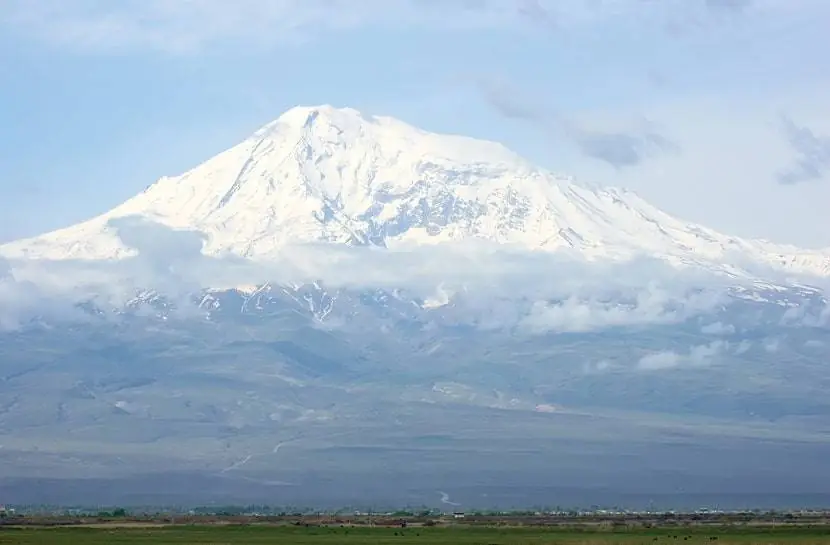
[[452, 512, 465, 519]]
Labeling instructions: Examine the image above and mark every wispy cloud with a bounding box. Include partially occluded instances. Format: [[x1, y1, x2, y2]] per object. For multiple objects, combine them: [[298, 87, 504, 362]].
[[776, 116, 830, 185], [6, 0, 812, 54], [0, 0, 574, 54], [704, 0, 754, 12], [573, 128, 679, 169], [515, 0, 558, 29], [2, 0, 367, 54], [474, 78, 544, 124], [474, 77, 679, 168]]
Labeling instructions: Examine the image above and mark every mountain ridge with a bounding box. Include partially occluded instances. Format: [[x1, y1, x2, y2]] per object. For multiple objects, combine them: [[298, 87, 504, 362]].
[[2, 104, 829, 280]]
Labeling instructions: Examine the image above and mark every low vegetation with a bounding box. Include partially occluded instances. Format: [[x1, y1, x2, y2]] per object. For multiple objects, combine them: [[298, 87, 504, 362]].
[[1, 518, 829, 544]]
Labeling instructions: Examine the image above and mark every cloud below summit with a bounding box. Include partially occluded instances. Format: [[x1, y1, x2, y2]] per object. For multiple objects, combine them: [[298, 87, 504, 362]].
[[0, 217, 732, 333]]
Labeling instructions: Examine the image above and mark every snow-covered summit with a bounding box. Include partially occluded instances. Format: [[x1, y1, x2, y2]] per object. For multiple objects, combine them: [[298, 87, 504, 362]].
[[2, 105, 829, 278]]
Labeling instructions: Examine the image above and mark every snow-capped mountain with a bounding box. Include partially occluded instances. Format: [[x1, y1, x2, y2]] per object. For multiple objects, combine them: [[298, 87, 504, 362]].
[[2, 104, 829, 279], [3, 106, 830, 506]]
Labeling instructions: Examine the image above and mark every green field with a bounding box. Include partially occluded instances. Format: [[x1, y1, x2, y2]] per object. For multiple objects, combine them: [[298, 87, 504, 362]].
[[2, 525, 829, 545]]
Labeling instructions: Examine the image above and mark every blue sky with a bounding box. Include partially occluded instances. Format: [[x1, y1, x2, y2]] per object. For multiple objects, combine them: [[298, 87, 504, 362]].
[[1, 0, 829, 246]]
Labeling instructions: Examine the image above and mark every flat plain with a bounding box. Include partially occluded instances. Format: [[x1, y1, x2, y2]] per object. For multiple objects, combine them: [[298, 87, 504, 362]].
[[2, 524, 830, 545]]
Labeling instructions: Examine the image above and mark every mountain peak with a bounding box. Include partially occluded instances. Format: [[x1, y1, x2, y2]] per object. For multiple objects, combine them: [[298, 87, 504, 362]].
[[271, 104, 366, 131], [251, 103, 391, 151]]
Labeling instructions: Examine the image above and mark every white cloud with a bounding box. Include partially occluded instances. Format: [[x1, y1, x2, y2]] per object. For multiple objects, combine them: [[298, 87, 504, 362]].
[[519, 287, 722, 334], [700, 321, 735, 335], [762, 337, 781, 353], [637, 350, 682, 371], [636, 340, 730, 371]]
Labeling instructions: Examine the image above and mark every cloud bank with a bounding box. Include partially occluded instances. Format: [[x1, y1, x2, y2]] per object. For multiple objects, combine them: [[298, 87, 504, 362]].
[[0, 216, 739, 333]]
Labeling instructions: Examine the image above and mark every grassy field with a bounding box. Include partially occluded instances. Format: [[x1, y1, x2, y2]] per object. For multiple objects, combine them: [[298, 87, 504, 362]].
[[1, 525, 829, 544]]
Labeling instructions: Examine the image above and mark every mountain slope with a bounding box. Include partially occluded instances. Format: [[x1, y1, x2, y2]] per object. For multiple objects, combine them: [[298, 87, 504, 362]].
[[2, 105, 828, 279]]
